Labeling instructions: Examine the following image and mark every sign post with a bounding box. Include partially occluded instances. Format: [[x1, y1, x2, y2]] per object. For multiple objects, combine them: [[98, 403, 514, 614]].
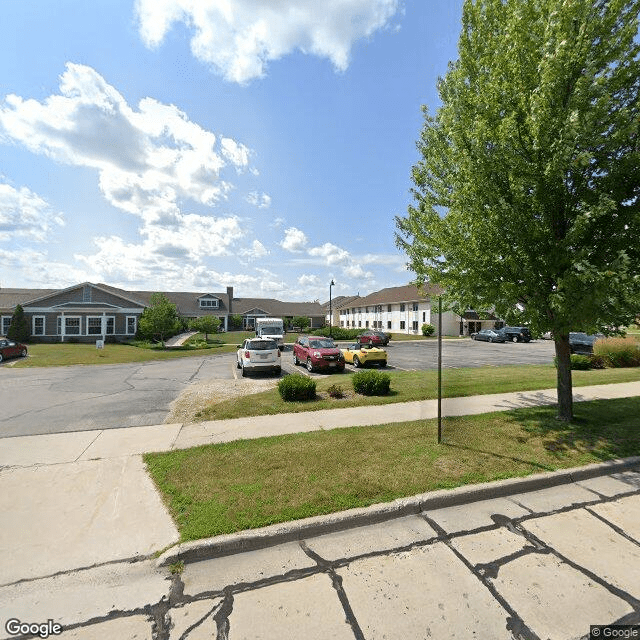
[[437, 296, 442, 444]]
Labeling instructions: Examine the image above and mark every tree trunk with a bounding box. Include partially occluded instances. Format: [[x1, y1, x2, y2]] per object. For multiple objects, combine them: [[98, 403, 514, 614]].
[[554, 334, 573, 421]]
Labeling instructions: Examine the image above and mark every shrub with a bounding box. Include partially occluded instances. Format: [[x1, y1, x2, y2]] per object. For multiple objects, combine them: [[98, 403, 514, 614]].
[[421, 323, 435, 336], [553, 354, 593, 370], [352, 370, 391, 396], [7, 304, 30, 342], [278, 374, 316, 401], [327, 383, 345, 399], [593, 336, 640, 368], [311, 327, 362, 340]]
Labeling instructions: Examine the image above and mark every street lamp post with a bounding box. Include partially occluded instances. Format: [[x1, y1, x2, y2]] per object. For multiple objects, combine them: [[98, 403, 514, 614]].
[[329, 279, 335, 338]]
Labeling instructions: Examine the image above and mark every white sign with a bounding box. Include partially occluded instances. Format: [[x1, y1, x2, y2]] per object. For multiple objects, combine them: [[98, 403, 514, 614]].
[[96, 340, 104, 349]]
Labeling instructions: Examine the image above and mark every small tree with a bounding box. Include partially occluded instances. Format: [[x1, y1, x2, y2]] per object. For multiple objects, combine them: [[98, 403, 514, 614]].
[[292, 316, 310, 331], [7, 304, 30, 342], [190, 315, 221, 340], [229, 314, 244, 330], [138, 293, 181, 346]]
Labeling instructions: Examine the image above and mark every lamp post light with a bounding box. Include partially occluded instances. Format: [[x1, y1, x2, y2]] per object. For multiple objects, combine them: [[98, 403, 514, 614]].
[[329, 279, 335, 338]]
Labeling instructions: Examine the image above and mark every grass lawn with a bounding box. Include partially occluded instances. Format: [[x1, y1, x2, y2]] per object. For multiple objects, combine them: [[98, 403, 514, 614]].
[[13, 341, 236, 367], [195, 364, 640, 421], [145, 396, 640, 542]]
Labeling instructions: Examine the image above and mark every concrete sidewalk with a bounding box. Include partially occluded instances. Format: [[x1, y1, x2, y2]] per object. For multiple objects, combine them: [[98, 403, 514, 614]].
[[1, 380, 639, 467]]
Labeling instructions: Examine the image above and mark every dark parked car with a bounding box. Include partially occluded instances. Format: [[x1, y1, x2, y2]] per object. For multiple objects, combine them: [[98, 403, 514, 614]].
[[471, 329, 506, 343], [293, 336, 345, 373], [0, 339, 28, 363], [569, 332, 604, 355], [357, 330, 391, 346], [503, 326, 532, 343]]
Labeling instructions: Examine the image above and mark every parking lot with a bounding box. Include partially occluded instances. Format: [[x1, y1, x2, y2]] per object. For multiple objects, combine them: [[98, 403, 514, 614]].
[[280, 338, 556, 377], [0, 339, 556, 438]]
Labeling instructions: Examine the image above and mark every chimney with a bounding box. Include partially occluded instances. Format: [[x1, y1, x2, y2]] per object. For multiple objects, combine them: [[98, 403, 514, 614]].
[[226, 286, 233, 314]]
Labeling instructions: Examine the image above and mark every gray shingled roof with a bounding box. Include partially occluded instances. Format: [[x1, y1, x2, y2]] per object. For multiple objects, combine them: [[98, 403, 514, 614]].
[[334, 284, 443, 309], [232, 298, 324, 317], [0, 288, 58, 312]]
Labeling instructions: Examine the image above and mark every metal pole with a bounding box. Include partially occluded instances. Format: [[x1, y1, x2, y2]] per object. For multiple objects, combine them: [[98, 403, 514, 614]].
[[329, 280, 334, 338], [437, 296, 442, 444]]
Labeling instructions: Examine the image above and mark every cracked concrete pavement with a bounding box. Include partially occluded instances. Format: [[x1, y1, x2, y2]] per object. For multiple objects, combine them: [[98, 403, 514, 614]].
[[1, 469, 638, 639]]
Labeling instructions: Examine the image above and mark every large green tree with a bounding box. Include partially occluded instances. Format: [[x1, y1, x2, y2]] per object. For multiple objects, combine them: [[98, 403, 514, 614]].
[[396, 0, 640, 421], [138, 293, 182, 346]]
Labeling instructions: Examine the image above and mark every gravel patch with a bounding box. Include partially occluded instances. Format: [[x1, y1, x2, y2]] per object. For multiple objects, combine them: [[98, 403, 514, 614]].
[[166, 377, 279, 424]]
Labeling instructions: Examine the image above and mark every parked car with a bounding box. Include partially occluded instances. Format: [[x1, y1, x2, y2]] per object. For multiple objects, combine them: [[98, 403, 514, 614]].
[[471, 329, 506, 343], [569, 332, 604, 355], [502, 326, 532, 343], [236, 338, 281, 376], [341, 343, 388, 367], [357, 330, 391, 346], [293, 336, 345, 373], [0, 339, 28, 363]]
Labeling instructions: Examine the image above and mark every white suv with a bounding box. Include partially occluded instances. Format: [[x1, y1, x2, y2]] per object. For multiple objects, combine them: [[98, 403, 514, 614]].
[[237, 338, 281, 377]]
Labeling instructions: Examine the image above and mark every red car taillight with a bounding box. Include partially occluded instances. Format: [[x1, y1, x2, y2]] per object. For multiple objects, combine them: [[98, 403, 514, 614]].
[[245, 350, 250, 358], [277, 350, 281, 358]]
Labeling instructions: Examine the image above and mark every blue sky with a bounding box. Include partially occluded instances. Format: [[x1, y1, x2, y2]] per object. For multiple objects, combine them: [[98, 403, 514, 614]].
[[0, 0, 463, 301]]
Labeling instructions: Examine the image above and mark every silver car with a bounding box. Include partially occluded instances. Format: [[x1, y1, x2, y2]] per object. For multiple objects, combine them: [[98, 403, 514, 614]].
[[237, 338, 281, 377]]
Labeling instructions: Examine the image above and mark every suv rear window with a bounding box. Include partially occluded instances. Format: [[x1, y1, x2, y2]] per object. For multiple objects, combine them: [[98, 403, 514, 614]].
[[247, 340, 277, 350]]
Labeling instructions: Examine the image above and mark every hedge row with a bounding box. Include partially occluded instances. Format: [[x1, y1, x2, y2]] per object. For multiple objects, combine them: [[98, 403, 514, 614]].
[[278, 370, 391, 401]]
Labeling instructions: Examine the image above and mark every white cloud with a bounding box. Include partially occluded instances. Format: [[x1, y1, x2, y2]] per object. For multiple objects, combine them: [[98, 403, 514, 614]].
[[239, 239, 269, 259], [0, 248, 93, 288], [0, 63, 251, 223], [0, 182, 64, 241], [280, 226, 308, 252], [246, 191, 271, 209], [298, 274, 320, 287], [308, 242, 350, 265], [343, 263, 373, 279], [135, 0, 402, 83]]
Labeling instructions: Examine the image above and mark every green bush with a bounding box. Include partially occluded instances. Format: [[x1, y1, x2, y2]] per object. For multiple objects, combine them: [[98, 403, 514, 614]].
[[554, 354, 593, 370], [327, 383, 345, 399], [593, 336, 640, 367], [311, 327, 362, 340], [421, 323, 435, 336], [352, 370, 391, 396], [278, 374, 316, 401]]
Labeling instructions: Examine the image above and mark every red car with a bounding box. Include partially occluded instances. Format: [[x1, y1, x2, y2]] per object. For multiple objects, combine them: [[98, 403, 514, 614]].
[[293, 336, 345, 373], [0, 339, 28, 363], [357, 330, 390, 346]]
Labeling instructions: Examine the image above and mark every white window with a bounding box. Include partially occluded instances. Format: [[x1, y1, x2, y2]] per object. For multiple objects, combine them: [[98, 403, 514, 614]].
[[106, 317, 115, 334], [87, 317, 103, 335], [65, 317, 80, 335], [400, 304, 406, 312], [199, 298, 219, 308], [400, 320, 406, 330], [412, 321, 419, 331], [33, 316, 45, 336], [412, 302, 419, 311], [126, 316, 137, 335], [1, 316, 11, 335]]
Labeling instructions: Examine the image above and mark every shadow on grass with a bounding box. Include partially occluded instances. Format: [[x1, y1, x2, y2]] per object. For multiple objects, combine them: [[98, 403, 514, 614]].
[[506, 397, 640, 461], [440, 441, 556, 473]]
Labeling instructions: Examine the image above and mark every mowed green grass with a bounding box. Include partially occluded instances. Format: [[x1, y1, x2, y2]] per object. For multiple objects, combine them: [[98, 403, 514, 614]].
[[145, 396, 640, 542], [195, 364, 640, 421]]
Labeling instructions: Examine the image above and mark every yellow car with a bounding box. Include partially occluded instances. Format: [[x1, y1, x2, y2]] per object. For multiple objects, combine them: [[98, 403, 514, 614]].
[[341, 343, 388, 368]]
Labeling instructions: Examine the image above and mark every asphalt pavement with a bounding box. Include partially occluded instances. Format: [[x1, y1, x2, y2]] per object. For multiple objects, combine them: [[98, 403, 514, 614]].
[[1, 380, 639, 639]]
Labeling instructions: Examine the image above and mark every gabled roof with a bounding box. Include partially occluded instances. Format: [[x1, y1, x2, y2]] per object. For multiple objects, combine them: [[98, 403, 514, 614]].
[[232, 298, 325, 317], [335, 284, 443, 309], [0, 288, 58, 311], [321, 295, 361, 311]]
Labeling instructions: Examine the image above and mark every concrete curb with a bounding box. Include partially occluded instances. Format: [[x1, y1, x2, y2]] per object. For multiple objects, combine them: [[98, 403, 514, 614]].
[[156, 455, 640, 567]]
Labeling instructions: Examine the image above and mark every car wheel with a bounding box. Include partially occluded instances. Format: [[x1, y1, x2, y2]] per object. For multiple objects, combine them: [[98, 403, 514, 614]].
[[380, 361, 387, 367], [0, 353, 3, 363], [21, 349, 27, 357], [294, 352, 300, 365], [488, 337, 493, 343], [511, 336, 518, 343], [369, 339, 374, 346], [353, 356, 361, 367], [274, 367, 281, 376], [241, 364, 247, 377], [236, 358, 241, 369], [306, 358, 314, 373]]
